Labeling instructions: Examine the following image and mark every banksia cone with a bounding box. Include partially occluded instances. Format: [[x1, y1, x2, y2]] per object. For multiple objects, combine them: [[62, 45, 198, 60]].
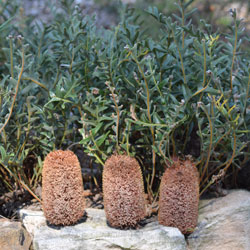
[[42, 150, 85, 226], [158, 158, 199, 234], [103, 154, 146, 229]]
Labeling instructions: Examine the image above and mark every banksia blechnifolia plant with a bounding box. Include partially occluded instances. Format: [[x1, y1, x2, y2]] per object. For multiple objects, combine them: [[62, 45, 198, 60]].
[[158, 158, 199, 234], [103, 154, 146, 229], [42, 150, 85, 226]]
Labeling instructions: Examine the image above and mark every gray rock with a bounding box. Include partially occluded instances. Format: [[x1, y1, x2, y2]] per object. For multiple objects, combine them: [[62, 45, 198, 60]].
[[188, 189, 250, 250], [0, 219, 32, 250], [19, 208, 187, 250], [19, 209, 47, 236]]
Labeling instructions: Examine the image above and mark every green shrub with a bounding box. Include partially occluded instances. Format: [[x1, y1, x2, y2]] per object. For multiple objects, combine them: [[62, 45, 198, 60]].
[[0, 0, 249, 201]]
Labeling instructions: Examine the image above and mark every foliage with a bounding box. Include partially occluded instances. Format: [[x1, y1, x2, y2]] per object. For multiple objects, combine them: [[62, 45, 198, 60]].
[[0, 0, 249, 201]]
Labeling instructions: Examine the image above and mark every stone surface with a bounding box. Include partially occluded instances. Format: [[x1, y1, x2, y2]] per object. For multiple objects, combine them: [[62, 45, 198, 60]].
[[18, 189, 250, 250], [19, 209, 47, 236], [0, 218, 32, 250], [188, 189, 250, 250], [19, 208, 187, 250]]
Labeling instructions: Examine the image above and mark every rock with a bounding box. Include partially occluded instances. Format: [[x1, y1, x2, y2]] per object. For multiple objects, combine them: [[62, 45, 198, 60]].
[[188, 189, 250, 250], [19, 208, 187, 250], [0, 219, 32, 250], [19, 209, 47, 236]]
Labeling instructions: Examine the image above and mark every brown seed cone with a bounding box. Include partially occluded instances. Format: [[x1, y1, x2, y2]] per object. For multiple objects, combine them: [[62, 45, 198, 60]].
[[42, 150, 85, 226], [103, 154, 146, 229], [158, 158, 199, 234]]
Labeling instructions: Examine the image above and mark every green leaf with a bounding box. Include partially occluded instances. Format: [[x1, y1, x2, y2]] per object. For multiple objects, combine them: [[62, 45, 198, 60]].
[[0, 146, 6, 161], [91, 122, 103, 136], [0, 17, 13, 32], [95, 132, 110, 147]]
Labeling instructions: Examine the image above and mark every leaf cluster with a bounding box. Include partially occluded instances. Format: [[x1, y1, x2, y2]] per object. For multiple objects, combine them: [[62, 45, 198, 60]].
[[0, 0, 249, 198]]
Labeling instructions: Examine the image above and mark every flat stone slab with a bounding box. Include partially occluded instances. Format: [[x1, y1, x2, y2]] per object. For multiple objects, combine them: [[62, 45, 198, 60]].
[[19, 208, 187, 250], [187, 189, 250, 250]]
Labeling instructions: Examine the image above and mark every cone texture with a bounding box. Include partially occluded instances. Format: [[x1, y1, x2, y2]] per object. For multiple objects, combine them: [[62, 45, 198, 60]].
[[103, 154, 146, 228], [158, 158, 199, 234], [42, 150, 85, 225]]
